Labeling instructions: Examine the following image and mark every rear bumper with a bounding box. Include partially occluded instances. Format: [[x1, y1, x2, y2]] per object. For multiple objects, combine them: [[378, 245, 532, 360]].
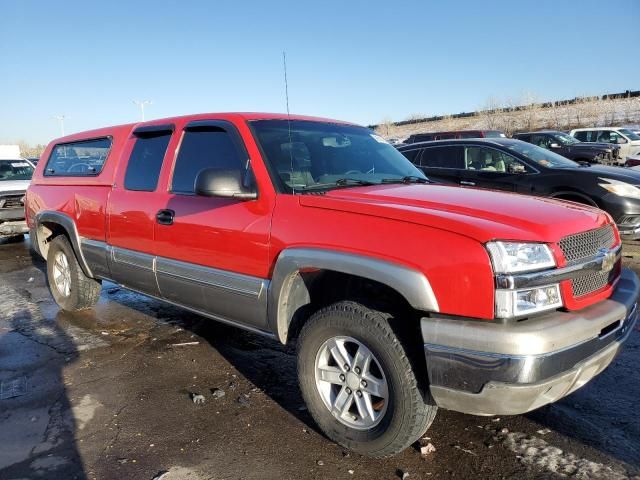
[[422, 267, 639, 416]]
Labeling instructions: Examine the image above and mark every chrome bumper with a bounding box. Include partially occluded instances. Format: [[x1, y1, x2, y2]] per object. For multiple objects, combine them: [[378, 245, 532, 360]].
[[0, 219, 28, 236], [618, 225, 640, 241], [422, 267, 639, 416]]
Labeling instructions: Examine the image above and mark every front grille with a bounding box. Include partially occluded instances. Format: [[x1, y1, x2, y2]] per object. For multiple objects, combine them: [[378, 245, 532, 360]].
[[571, 270, 610, 297], [558, 225, 615, 264], [558, 224, 617, 298], [0, 195, 24, 209]]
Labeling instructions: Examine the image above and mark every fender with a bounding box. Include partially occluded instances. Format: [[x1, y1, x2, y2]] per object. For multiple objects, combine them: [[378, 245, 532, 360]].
[[268, 247, 439, 343], [549, 190, 597, 207], [34, 211, 94, 278]]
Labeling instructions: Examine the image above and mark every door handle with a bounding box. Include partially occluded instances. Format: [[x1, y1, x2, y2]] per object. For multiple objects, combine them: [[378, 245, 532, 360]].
[[156, 209, 175, 225], [460, 180, 476, 186]]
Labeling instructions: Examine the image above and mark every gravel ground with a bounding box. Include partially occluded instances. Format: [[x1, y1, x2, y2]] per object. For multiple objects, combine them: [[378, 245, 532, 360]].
[[1, 236, 639, 480]]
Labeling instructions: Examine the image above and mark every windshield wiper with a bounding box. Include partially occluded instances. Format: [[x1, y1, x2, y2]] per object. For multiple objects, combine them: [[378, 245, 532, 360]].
[[297, 178, 377, 191], [381, 175, 430, 184]]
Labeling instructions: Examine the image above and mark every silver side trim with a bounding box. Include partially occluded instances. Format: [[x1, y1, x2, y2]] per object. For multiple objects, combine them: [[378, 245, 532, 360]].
[[269, 247, 439, 343], [81, 239, 111, 279], [116, 285, 275, 339], [111, 246, 155, 271], [156, 257, 266, 298]]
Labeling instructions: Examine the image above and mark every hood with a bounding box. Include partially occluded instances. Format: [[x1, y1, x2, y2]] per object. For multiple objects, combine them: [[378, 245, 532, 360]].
[[298, 184, 610, 244], [573, 142, 617, 151], [0, 179, 30, 194], [576, 165, 640, 184]]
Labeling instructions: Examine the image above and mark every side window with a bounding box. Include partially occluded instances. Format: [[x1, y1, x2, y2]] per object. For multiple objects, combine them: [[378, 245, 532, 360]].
[[464, 147, 522, 173], [610, 131, 626, 144], [573, 131, 588, 142], [44, 137, 111, 176], [596, 130, 612, 143], [124, 132, 172, 191], [531, 134, 552, 149], [401, 149, 421, 165], [516, 134, 531, 143], [419, 146, 464, 169], [172, 127, 245, 194]]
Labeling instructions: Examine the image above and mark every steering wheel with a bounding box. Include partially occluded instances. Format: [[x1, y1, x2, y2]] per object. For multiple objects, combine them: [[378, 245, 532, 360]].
[[344, 170, 362, 175], [68, 163, 91, 173]]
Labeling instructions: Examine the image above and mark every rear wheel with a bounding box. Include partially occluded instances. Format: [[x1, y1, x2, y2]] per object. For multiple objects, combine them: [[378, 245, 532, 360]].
[[46, 235, 101, 311], [297, 301, 437, 457]]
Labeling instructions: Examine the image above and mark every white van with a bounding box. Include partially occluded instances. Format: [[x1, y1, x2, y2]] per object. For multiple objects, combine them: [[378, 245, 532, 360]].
[[570, 127, 640, 161]]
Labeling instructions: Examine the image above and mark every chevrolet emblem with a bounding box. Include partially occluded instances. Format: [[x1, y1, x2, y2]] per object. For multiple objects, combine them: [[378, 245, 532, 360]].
[[599, 248, 616, 273]]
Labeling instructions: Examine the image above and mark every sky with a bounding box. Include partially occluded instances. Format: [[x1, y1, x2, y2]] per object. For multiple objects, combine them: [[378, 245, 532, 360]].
[[1, 0, 639, 145]]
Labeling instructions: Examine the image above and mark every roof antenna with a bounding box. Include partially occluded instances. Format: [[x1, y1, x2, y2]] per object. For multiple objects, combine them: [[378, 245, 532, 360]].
[[283, 51, 295, 193]]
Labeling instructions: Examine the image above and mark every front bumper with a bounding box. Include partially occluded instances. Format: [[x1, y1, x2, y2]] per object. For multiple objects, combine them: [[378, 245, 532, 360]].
[[0, 219, 28, 236], [422, 267, 639, 416]]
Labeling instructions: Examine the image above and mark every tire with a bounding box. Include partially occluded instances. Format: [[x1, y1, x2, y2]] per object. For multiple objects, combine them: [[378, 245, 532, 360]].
[[297, 301, 437, 457], [46, 235, 101, 311]]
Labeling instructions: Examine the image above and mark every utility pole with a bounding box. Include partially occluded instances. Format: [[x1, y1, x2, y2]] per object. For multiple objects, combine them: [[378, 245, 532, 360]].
[[133, 100, 152, 121], [52, 115, 66, 136]]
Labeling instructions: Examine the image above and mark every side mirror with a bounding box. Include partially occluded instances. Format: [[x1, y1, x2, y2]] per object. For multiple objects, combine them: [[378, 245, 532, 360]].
[[194, 168, 257, 200], [549, 143, 560, 149], [617, 137, 627, 144], [508, 163, 526, 174]]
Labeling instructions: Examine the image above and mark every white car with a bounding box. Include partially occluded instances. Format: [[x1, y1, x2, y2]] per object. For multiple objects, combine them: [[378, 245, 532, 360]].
[[570, 127, 640, 162], [0, 156, 35, 239]]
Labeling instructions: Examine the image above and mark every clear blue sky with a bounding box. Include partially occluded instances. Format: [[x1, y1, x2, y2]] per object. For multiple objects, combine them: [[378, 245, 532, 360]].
[[1, 0, 638, 144]]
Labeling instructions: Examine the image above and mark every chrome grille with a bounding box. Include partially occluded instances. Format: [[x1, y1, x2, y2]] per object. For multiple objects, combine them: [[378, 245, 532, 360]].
[[0, 195, 24, 209], [558, 225, 615, 264], [559, 225, 617, 298], [571, 270, 610, 297]]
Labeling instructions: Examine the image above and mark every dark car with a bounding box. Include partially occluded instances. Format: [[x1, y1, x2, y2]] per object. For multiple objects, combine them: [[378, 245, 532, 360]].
[[513, 130, 620, 165], [397, 138, 640, 240], [404, 130, 505, 144]]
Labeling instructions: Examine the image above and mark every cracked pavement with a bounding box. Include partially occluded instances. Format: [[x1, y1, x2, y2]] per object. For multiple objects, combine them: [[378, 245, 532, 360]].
[[1, 236, 640, 479]]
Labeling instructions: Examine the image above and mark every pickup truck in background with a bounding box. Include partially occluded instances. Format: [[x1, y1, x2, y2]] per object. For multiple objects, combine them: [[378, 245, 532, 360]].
[[513, 130, 620, 165], [0, 145, 34, 239], [25, 113, 639, 457]]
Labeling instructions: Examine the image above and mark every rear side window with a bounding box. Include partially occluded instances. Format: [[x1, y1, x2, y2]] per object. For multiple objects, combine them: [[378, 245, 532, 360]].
[[420, 146, 464, 168], [45, 137, 111, 176], [172, 127, 244, 194], [124, 132, 172, 191], [573, 131, 588, 141]]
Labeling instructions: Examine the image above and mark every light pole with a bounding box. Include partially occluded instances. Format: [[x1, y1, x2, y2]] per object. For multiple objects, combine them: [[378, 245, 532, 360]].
[[133, 100, 152, 121], [53, 115, 66, 136]]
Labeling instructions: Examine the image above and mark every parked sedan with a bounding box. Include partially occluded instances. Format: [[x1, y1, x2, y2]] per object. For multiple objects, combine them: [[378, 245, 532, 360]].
[[513, 130, 620, 165], [397, 138, 640, 240]]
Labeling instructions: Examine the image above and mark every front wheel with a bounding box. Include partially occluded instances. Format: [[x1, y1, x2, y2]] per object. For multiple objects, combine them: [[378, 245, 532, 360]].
[[297, 301, 437, 457]]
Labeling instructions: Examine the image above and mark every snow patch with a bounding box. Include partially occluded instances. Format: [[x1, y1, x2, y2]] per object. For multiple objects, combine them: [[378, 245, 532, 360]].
[[501, 431, 631, 479]]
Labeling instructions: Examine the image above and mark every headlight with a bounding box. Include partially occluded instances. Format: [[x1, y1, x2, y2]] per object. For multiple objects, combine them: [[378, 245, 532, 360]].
[[599, 178, 640, 199], [495, 284, 562, 318], [486, 241, 556, 273]]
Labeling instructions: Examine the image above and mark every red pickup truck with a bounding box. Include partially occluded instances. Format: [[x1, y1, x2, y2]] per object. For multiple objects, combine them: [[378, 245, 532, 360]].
[[26, 113, 639, 457]]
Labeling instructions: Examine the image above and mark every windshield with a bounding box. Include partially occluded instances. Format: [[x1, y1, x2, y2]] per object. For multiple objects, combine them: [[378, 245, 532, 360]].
[[552, 132, 580, 145], [619, 129, 640, 141], [0, 159, 34, 181], [506, 142, 579, 168], [250, 120, 427, 192]]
